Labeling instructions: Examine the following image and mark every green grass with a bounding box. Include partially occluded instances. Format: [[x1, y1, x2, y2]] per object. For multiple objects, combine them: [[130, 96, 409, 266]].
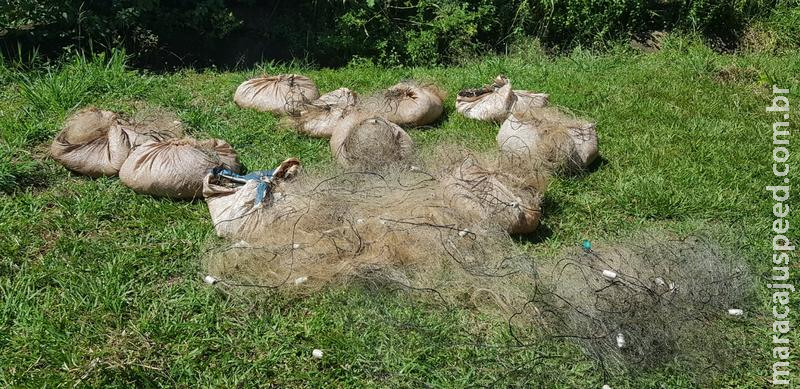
[[1, 37, 798, 387]]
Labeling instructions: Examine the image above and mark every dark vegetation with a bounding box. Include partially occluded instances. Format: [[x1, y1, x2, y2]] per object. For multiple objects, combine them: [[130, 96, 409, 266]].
[[1, 0, 798, 69]]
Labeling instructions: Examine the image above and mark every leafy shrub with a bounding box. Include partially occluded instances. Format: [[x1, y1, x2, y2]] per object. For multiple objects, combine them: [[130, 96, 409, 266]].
[[0, 0, 792, 68], [0, 0, 239, 65]]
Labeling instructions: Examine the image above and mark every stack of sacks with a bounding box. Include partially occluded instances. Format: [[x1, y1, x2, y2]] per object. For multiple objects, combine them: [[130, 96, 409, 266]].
[[50, 108, 178, 177], [51, 108, 243, 200], [497, 107, 598, 172], [203, 158, 301, 240], [456, 75, 549, 122], [234, 74, 320, 114]]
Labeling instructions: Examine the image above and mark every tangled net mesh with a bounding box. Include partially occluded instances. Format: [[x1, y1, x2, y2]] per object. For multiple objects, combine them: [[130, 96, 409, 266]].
[[528, 232, 754, 374], [201, 143, 753, 380], [128, 104, 186, 139], [204, 148, 545, 320]]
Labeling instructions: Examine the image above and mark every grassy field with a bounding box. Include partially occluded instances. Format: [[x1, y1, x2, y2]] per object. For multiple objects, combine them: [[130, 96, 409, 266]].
[[1, 37, 798, 387]]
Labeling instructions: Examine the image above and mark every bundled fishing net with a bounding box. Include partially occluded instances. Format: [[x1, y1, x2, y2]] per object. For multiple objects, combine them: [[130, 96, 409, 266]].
[[285, 88, 361, 138], [203, 158, 301, 239], [203, 173, 541, 319], [497, 107, 598, 172], [50, 108, 182, 177], [529, 233, 753, 374], [456, 75, 549, 123], [234, 74, 320, 114], [119, 137, 241, 199], [441, 154, 543, 234], [456, 75, 515, 123], [329, 116, 414, 168], [361, 81, 445, 127]]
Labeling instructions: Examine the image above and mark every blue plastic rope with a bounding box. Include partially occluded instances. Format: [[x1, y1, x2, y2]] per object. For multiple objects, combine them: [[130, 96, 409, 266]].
[[212, 167, 278, 206]]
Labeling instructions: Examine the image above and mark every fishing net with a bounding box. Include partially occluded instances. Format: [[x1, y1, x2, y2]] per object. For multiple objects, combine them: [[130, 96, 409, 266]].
[[329, 116, 415, 168], [317, 87, 359, 107], [456, 75, 551, 123], [201, 162, 752, 379], [440, 154, 543, 234], [199, 134, 753, 382], [234, 74, 320, 114], [201, 148, 549, 317], [456, 75, 515, 123], [530, 232, 754, 374], [497, 107, 598, 172]]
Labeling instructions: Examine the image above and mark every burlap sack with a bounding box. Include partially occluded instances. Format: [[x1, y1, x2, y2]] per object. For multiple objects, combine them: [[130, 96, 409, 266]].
[[288, 88, 361, 138], [456, 75, 515, 123], [119, 138, 241, 199], [497, 110, 598, 171], [366, 82, 444, 127], [50, 108, 167, 177], [441, 155, 542, 235], [203, 158, 301, 240], [234, 74, 320, 114], [329, 116, 414, 168]]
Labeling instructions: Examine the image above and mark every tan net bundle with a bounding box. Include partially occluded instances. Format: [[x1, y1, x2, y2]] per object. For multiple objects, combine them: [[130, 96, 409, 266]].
[[119, 138, 241, 199], [50, 108, 181, 177], [329, 116, 414, 168], [316, 87, 359, 106], [497, 107, 598, 172], [285, 88, 361, 138], [233, 74, 320, 114], [361, 81, 445, 127], [203, 158, 302, 239], [440, 154, 544, 235]]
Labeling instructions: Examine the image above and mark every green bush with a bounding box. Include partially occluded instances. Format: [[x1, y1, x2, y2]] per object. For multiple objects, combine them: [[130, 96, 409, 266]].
[[0, 0, 238, 63], [0, 0, 793, 68]]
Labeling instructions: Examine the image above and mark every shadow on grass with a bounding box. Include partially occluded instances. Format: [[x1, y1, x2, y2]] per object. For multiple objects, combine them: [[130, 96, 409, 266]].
[[582, 155, 608, 175], [514, 196, 561, 245]]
